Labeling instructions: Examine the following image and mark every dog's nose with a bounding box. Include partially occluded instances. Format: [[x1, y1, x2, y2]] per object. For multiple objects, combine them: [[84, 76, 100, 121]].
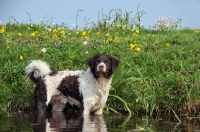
[[99, 65, 104, 69]]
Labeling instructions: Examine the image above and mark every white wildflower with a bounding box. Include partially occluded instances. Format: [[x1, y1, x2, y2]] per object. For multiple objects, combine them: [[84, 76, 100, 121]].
[[150, 17, 174, 30], [106, 19, 114, 25], [40, 18, 43, 22], [83, 41, 88, 45], [41, 48, 46, 53], [45, 26, 52, 32], [51, 23, 55, 27]]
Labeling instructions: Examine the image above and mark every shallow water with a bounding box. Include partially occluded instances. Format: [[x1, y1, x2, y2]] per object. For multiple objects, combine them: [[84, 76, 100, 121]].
[[1, 112, 200, 132]]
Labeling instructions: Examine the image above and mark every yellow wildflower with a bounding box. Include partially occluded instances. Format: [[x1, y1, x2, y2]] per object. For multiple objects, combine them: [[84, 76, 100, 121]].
[[41, 31, 45, 34], [139, 127, 145, 131], [96, 31, 101, 35], [53, 34, 57, 38], [0, 26, 6, 33], [18, 32, 22, 37], [154, 41, 157, 44], [152, 34, 156, 37], [53, 29, 58, 33], [130, 43, 137, 49], [105, 33, 109, 37], [133, 33, 138, 36], [6, 46, 11, 50], [62, 35, 66, 39], [82, 31, 86, 36], [135, 29, 139, 34], [195, 30, 199, 34], [35, 51, 42, 55], [113, 38, 119, 43], [0, 29, 5, 33], [135, 47, 141, 52], [6, 40, 10, 43], [103, 39, 109, 43], [31, 32, 36, 37], [19, 55, 23, 60], [84, 36, 88, 40], [166, 43, 170, 47], [147, 34, 151, 36], [60, 29, 65, 34]]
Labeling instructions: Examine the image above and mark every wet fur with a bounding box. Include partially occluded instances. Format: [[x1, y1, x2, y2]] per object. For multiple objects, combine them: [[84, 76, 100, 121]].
[[25, 54, 119, 114]]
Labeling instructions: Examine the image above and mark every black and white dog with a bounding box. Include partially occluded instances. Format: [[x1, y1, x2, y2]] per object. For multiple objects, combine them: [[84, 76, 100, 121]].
[[25, 54, 119, 114]]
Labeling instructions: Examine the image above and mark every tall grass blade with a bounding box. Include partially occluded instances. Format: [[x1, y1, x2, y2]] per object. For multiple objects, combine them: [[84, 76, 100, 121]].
[[109, 94, 132, 116]]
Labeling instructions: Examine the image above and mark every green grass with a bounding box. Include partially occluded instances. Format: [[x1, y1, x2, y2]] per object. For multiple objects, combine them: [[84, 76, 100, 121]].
[[0, 9, 200, 116]]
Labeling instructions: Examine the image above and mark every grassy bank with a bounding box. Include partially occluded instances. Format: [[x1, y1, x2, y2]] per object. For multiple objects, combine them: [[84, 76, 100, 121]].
[[0, 10, 200, 116]]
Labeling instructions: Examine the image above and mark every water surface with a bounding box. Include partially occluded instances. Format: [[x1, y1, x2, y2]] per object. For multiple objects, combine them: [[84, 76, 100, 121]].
[[1, 112, 200, 132]]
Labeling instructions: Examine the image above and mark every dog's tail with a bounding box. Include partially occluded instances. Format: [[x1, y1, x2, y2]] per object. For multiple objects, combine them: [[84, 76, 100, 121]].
[[25, 60, 52, 82]]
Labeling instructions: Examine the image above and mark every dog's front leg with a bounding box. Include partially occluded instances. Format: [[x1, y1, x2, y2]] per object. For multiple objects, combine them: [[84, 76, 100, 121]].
[[82, 107, 91, 114], [82, 102, 92, 114], [37, 101, 47, 114], [94, 107, 103, 115]]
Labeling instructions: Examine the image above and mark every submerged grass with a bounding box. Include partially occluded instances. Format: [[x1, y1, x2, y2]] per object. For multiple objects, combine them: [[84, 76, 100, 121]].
[[0, 9, 200, 116]]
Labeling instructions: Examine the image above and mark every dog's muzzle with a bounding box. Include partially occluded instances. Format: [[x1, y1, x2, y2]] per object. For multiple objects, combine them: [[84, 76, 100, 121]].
[[97, 63, 106, 73]]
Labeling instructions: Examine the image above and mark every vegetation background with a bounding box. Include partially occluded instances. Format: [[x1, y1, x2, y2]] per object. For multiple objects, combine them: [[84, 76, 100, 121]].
[[0, 9, 200, 117]]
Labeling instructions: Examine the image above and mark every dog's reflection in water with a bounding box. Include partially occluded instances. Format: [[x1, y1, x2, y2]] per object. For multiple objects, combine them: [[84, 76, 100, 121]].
[[33, 112, 107, 132]]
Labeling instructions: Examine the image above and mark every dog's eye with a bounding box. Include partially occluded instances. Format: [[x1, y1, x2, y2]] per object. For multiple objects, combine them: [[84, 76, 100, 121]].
[[96, 60, 100, 63]]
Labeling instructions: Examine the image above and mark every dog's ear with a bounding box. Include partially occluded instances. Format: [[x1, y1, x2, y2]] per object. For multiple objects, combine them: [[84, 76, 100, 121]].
[[87, 57, 94, 68], [88, 56, 99, 78], [112, 57, 120, 72]]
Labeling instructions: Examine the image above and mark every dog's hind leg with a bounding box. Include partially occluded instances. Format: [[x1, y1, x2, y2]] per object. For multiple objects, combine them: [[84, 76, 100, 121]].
[[36, 101, 47, 114], [50, 95, 66, 111], [35, 81, 47, 113]]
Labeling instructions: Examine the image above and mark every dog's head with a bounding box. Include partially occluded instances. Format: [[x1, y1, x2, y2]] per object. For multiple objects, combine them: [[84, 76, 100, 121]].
[[88, 54, 119, 79]]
